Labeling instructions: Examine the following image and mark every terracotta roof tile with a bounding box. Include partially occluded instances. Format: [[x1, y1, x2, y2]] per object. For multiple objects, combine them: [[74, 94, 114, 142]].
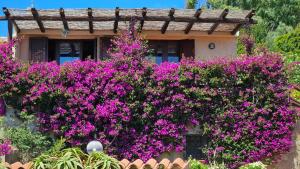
[[5, 158, 190, 169], [120, 159, 131, 169], [142, 158, 157, 169]]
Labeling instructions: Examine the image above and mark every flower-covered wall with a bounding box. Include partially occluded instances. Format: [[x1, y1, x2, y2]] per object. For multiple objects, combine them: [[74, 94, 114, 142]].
[[0, 36, 297, 168]]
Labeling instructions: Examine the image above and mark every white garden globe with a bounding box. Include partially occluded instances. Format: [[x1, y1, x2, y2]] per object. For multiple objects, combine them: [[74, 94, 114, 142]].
[[86, 140, 103, 154]]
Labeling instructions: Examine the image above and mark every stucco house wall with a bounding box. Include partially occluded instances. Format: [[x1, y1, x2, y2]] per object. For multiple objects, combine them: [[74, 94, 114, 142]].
[[195, 36, 237, 60], [14, 30, 238, 63]]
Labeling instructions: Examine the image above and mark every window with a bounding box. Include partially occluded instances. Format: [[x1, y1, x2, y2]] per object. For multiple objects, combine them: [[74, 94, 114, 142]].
[[185, 134, 208, 159], [58, 42, 81, 64], [48, 40, 96, 64], [147, 41, 180, 64]]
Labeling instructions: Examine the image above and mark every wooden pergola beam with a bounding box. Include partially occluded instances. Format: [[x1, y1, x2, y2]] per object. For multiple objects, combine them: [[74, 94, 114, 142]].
[[113, 7, 120, 34], [2, 7, 20, 34], [31, 8, 45, 33], [161, 8, 175, 34], [231, 10, 255, 35], [88, 8, 94, 33], [139, 7, 147, 32], [208, 9, 229, 34], [59, 8, 69, 32], [2, 14, 256, 24], [184, 8, 202, 34]]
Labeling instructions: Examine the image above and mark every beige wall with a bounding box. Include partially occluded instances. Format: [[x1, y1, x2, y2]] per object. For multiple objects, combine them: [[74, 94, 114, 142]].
[[15, 30, 238, 62], [15, 36, 30, 63], [195, 36, 237, 61]]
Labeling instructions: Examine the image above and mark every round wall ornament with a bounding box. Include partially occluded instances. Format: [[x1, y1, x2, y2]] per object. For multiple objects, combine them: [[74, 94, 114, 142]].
[[208, 43, 215, 49]]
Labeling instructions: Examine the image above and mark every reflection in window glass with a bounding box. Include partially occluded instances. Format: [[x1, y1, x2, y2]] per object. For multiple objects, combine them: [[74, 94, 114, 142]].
[[58, 42, 81, 64], [146, 56, 164, 64], [168, 56, 179, 63], [156, 56, 163, 64], [147, 41, 180, 65], [60, 57, 80, 64]]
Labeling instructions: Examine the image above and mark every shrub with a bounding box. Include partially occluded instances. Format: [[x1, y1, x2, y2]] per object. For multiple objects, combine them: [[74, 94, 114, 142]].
[[4, 126, 53, 162], [239, 161, 267, 169], [0, 163, 6, 169], [275, 26, 300, 55], [32, 139, 120, 169], [85, 152, 120, 169], [190, 159, 208, 169], [0, 32, 296, 168]]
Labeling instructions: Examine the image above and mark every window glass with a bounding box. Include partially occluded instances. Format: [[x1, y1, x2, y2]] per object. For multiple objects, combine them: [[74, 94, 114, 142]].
[[156, 56, 163, 64], [58, 42, 81, 64], [147, 41, 180, 64], [168, 56, 179, 63], [167, 42, 179, 63]]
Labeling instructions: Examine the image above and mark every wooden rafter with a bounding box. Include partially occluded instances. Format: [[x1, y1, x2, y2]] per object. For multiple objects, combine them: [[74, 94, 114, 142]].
[[231, 10, 255, 35], [88, 8, 94, 33], [184, 8, 202, 34], [2, 7, 20, 33], [59, 8, 69, 32], [138, 7, 147, 32], [0, 8, 256, 33], [31, 8, 45, 32], [161, 8, 175, 34], [113, 7, 120, 34], [208, 9, 228, 34], [2, 14, 256, 24]]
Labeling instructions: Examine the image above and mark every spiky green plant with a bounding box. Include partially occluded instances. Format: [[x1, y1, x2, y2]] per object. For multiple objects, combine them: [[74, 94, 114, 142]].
[[85, 152, 120, 169], [54, 148, 84, 169]]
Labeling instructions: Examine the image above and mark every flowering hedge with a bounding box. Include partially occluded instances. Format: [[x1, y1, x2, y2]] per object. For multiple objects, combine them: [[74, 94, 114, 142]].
[[0, 38, 296, 168]]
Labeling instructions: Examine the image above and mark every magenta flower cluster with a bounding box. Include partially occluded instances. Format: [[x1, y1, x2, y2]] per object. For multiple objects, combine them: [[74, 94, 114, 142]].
[[0, 98, 5, 116], [0, 140, 12, 156], [0, 36, 296, 168]]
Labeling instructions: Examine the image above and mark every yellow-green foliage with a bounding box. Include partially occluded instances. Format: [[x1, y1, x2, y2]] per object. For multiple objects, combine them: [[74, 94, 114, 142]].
[[275, 26, 300, 55], [32, 139, 120, 169], [239, 161, 267, 169]]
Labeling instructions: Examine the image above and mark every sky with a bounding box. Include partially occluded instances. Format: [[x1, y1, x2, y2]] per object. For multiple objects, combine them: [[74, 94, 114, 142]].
[[0, 0, 207, 37]]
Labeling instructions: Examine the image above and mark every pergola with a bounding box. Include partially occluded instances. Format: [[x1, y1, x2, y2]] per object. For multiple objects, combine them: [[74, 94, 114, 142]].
[[0, 7, 256, 40]]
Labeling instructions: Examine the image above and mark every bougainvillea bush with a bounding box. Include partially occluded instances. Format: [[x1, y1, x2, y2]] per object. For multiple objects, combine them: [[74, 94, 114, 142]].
[[0, 33, 296, 168]]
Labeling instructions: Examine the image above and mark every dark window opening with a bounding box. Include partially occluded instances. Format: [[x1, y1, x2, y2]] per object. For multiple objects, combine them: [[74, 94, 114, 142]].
[[82, 40, 96, 61], [147, 40, 194, 64], [147, 40, 180, 64], [57, 41, 81, 64], [48, 40, 56, 62], [100, 37, 113, 60], [48, 39, 96, 64], [185, 134, 208, 159]]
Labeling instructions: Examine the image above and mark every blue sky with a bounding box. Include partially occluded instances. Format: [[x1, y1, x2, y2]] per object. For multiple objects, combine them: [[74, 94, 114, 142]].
[[0, 0, 206, 37]]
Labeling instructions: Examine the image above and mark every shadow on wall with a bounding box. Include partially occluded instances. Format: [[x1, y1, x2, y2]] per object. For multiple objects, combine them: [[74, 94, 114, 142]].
[[268, 120, 300, 169]]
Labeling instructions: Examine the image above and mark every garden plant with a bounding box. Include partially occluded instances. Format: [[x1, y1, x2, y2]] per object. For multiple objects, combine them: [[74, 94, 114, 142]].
[[0, 24, 297, 168]]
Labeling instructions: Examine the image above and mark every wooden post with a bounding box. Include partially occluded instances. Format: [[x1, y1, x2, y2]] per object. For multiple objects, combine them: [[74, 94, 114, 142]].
[[8, 20, 13, 41], [161, 8, 175, 34], [208, 9, 228, 34], [184, 8, 202, 34], [138, 7, 147, 32], [31, 8, 45, 33], [88, 8, 94, 34], [60, 8, 69, 32], [231, 10, 255, 35], [3, 7, 20, 35], [113, 7, 120, 34]]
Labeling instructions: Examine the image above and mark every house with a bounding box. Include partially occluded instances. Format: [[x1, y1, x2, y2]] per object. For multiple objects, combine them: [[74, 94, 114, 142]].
[[0, 7, 255, 64], [0, 37, 7, 43]]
